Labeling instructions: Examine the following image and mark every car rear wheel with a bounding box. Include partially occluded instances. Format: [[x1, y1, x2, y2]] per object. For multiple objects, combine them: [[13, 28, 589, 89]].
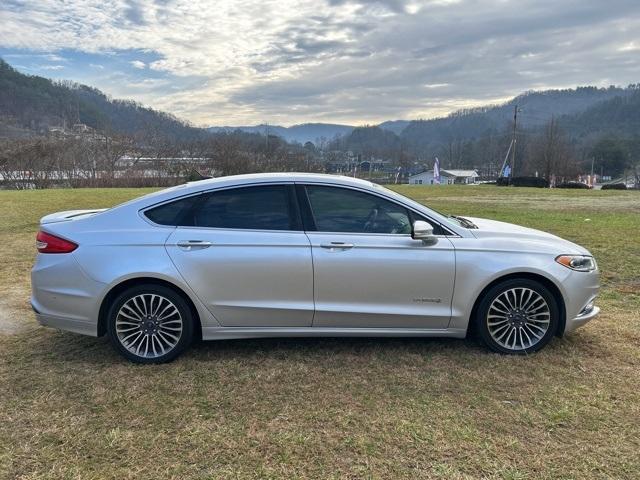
[[107, 284, 194, 363], [476, 279, 559, 354]]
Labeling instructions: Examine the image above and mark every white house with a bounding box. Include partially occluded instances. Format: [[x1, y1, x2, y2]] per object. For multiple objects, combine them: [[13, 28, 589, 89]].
[[409, 169, 479, 185]]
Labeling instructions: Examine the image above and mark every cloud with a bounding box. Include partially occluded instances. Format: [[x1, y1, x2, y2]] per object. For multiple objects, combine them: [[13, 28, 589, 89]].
[[1, 0, 639, 126]]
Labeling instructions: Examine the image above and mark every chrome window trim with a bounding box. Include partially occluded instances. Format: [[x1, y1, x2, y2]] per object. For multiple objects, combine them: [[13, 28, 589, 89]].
[[139, 181, 301, 232], [138, 179, 460, 237]]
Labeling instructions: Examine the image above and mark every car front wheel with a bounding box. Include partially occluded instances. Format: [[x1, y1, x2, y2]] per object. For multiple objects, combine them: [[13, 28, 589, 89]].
[[107, 284, 194, 363], [476, 279, 559, 354]]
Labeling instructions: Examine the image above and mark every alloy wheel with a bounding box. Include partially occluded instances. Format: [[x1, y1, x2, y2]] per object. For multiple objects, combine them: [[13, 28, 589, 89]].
[[486, 287, 551, 351], [115, 294, 183, 359]]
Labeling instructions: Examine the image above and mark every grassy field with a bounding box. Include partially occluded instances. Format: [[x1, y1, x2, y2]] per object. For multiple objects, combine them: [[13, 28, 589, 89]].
[[0, 185, 639, 479]]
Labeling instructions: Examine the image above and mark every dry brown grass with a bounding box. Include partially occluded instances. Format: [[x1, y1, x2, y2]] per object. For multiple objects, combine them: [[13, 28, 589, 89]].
[[0, 186, 639, 479]]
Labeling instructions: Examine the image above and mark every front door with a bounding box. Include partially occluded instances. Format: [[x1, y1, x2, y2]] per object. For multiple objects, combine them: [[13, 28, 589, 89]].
[[300, 184, 455, 329], [165, 184, 314, 327]]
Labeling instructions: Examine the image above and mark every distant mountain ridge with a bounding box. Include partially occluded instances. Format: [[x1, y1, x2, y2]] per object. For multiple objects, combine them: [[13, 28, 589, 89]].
[[208, 86, 637, 147], [208, 123, 355, 144]]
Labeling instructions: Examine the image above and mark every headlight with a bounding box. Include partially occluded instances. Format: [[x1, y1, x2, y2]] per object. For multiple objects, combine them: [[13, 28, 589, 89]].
[[555, 255, 596, 272]]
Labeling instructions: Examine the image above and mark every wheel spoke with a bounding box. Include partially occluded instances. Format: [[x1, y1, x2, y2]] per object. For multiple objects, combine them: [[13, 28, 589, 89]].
[[158, 307, 179, 322], [155, 334, 166, 355], [488, 319, 509, 327], [116, 325, 139, 333], [490, 305, 509, 315], [524, 324, 542, 339], [148, 295, 159, 316], [526, 322, 547, 333], [496, 325, 512, 343], [121, 330, 141, 344], [509, 290, 519, 310], [116, 318, 140, 326], [159, 330, 179, 342], [121, 304, 142, 320], [132, 296, 146, 317], [159, 325, 182, 332], [157, 330, 174, 346]]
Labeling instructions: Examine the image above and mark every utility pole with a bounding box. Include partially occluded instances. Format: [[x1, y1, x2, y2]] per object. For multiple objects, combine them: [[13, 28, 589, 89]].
[[510, 104, 518, 184]]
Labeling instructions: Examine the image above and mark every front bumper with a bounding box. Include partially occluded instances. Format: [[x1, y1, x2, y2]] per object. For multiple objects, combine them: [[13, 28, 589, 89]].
[[565, 304, 600, 333], [561, 264, 600, 334]]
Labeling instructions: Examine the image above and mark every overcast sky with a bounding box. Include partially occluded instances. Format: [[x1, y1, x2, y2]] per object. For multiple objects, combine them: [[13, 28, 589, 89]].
[[1, 0, 639, 126]]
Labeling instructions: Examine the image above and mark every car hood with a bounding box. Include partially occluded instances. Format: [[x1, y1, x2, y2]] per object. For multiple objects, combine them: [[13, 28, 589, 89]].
[[463, 216, 590, 255]]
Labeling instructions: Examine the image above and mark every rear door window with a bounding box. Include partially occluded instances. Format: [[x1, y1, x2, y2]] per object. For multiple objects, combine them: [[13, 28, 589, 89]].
[[192, 185, 296, 230]]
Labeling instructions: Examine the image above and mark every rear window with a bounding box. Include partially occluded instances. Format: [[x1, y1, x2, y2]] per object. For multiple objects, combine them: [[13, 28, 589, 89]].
[[144, 195, 199, 226], [193, 185, 294, 230]]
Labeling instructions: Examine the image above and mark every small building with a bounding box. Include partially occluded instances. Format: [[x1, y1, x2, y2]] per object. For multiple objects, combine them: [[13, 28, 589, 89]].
[[73, 123, 93, 133], [409, 169, 479, 185]]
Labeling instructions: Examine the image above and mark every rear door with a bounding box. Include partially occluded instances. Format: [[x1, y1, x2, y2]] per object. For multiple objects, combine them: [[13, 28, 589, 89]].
[[299, 184, 456, 329], [158, 183, 314, 327]]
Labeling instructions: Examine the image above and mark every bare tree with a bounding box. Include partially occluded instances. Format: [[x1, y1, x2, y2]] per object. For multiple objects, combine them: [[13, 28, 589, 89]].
[[529, 118, 578, 184]]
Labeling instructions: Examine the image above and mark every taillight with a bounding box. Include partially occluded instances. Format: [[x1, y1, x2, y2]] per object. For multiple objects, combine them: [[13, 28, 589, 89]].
[[36, 231, 78, 254]]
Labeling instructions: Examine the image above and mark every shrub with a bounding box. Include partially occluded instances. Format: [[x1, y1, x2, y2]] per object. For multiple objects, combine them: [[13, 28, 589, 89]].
[[601, 183, 627, 190], [496, 176, 549, 188], [556, 181, 591, 189]]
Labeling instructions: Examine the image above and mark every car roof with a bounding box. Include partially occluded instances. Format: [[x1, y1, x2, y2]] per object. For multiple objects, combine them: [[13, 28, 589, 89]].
[[185, 172, 377, 189], [126, 172, 378, 207]]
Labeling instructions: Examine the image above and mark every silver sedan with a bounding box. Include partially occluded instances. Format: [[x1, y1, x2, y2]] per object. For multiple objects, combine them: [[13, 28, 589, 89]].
[[31, 173, 600, 363]]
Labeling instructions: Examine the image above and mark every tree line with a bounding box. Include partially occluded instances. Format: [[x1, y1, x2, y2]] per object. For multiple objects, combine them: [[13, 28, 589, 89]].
[[0, 130, 322, 189]]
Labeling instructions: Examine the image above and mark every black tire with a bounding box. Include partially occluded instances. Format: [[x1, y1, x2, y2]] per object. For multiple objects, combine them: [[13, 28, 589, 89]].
[[475, 278, 559, 354], [107, 284, 194, 363]]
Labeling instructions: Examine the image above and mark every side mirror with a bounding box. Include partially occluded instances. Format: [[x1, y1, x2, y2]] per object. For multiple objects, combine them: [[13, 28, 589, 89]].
[[411, 220, 436, 243]]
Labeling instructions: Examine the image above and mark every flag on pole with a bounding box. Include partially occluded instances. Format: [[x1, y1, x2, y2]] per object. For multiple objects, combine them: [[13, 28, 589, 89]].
[[434, 157, 441, 184]]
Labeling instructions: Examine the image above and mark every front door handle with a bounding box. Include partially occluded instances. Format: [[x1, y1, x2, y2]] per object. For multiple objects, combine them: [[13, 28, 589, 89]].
[[177, 240, 212, 251], [320, 242, 354, 250]]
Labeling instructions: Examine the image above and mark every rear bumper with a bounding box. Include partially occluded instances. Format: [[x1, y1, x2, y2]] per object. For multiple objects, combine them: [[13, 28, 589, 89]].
[[33, 309, 98, 336], [31, 252, 104, 336]]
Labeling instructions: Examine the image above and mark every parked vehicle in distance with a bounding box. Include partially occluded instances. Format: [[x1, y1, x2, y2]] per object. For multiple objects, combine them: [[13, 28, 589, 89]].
[[31, 173, 600, 363]]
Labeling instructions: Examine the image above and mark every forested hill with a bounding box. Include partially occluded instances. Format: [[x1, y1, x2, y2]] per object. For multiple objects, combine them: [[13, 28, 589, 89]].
[[559, 87, 640, 140], [399, 86, 638, 151], [0, 58, 203, 140]]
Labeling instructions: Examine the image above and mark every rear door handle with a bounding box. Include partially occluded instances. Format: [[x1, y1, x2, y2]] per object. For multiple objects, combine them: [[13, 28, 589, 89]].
[[320, 242, 354, 250], [177, 240, 212, 251]]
